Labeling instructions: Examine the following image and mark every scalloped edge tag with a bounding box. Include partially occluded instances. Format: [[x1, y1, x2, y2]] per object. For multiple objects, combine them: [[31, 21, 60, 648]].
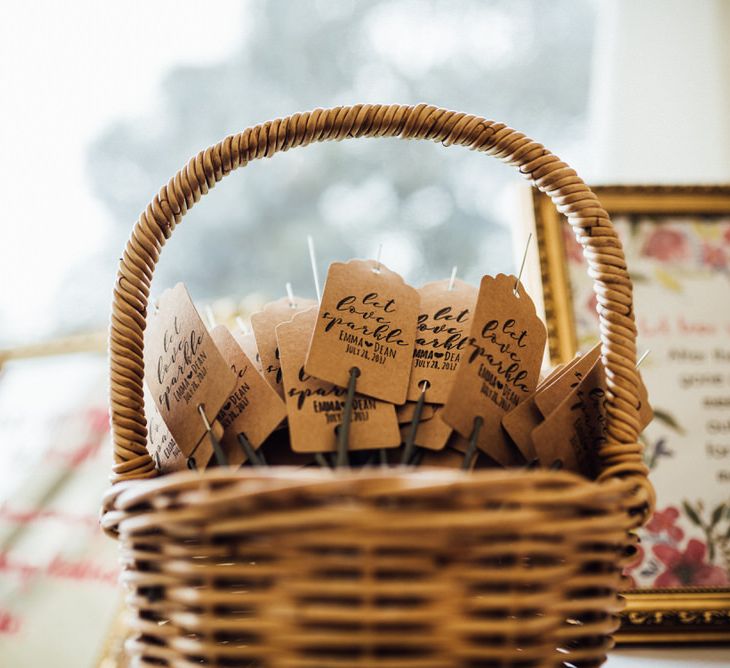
[[305, 259, 419, 404]]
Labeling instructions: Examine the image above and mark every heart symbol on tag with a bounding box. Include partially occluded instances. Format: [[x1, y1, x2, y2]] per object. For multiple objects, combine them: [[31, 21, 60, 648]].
[[223, 402, 232, 411], [364, 341, 373, 347], [187, 371, 194, 380], [433, 352, 443, 358]]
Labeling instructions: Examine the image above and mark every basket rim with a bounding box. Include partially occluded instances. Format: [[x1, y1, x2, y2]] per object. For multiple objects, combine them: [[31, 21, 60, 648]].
[[101, 465, 646, 539]]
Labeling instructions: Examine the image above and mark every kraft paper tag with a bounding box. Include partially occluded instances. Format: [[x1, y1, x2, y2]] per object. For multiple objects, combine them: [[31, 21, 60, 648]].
[[501, 363, 567, 460], [251, 296, 317, 398], [399, 408, 452, 450], [441, 274, 546, 465], [531, 360, 605, 476], [144, 283, 237, 457], [638, 373, 653, 429], [500, 397, 542, 462], [396, 401, 436, 424], [210, 325, 287, 464], [146, 400, 220, 470], [407, 278, 478, 402], [279, 307, 401, 453], [305, 259, 419, 404], [145, 390, 209, 473], [534, 343, 601, 418], [532, 358, 653, 476], [233, 328, 264, 374]]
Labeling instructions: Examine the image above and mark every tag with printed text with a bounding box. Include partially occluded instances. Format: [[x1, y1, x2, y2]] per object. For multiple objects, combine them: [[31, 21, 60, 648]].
[[501, 363, 567, 460], [533, 343, 601, 418], [251, 296, 317, 399], [305, 259, 419, 404], [407, 278, 477, 403], [144, 283, 237, 457], [279, 307, 401, 453], [441, 274, 546, 465], [531, 357, 653, 475], [145, 390, 209, 473], [211, 325, 287, 465]]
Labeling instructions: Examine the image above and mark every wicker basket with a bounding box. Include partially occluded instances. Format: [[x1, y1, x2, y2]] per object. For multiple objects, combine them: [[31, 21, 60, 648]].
[[102, 104, 655, 667]]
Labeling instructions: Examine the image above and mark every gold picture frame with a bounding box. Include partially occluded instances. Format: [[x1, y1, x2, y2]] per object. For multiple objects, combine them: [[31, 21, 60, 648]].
[[530, 185, 730, 643]]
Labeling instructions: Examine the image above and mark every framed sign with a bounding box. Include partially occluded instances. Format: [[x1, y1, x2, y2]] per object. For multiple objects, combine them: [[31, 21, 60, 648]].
[[529, 185, 730, 643]]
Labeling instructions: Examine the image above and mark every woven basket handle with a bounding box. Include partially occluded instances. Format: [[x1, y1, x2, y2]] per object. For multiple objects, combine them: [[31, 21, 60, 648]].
[[109, 104, 651, 502]]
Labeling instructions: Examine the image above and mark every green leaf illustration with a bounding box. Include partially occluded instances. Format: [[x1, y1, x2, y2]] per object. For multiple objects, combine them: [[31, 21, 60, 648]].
[[711, 504, 727, 529], [683, 500, 703, 527], [653, 409, 685, 435]]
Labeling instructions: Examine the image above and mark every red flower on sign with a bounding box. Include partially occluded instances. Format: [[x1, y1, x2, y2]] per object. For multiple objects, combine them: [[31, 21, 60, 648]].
[[646, 506, 684, 543], [0, 609, 21, 635], [641, 228, 689, 262], [653, 539, 729, 587]]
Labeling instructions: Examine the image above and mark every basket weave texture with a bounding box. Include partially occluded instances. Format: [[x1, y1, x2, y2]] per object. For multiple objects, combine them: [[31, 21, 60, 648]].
[[102, 104, 655, 667]]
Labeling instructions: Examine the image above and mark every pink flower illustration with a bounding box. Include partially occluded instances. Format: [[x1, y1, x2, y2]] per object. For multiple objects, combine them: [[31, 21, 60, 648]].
[[653, 539, 729, 587], [701, 243, 727, 270], [641, 228, 689, 262], [646, 506, 684, 543]]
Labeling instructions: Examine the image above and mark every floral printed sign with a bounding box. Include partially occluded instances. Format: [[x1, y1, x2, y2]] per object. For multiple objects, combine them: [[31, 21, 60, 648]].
[[562, 211, 730, 590]]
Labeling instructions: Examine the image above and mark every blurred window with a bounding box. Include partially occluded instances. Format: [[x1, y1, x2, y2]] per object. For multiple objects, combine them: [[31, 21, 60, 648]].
[[0, 0, 596, 347]]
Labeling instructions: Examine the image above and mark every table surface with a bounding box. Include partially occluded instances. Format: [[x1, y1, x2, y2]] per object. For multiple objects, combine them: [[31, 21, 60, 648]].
[[607, 647, 730, 666]]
